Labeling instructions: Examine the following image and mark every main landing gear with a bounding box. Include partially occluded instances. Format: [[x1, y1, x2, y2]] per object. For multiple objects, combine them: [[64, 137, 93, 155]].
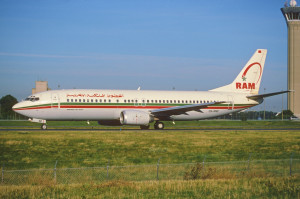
[[140, 125, 150, 130], [139, 122, 165, 130], [154, 121, 164, 130], [41, 124, 47, 130]]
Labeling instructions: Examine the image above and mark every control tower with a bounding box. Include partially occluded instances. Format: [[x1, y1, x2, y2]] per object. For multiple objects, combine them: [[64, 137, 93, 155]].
[[281, 0, 300, 117]]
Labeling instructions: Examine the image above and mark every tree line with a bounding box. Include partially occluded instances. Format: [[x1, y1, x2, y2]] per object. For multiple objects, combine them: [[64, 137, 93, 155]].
[[0, 95, 27, 120]]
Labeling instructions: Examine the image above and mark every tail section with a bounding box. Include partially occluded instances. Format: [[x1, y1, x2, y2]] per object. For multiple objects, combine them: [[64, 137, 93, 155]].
[[210, 49, 267, 94]]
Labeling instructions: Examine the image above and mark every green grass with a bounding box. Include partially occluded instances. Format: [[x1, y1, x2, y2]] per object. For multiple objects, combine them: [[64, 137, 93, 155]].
[[1, 126, 299, 198], [1, 120, 300, 130], [0, 177, 299, 198], [1, 129, 299, 169]]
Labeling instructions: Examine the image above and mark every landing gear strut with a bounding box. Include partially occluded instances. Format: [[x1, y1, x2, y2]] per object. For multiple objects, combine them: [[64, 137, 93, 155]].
[[41, 124, 47, 130], [154, 121, 164, 130]]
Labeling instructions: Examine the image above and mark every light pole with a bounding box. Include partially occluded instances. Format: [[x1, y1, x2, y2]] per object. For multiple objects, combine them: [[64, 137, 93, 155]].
[[282, 92, 284, 120], [264, 88, 266, 120]]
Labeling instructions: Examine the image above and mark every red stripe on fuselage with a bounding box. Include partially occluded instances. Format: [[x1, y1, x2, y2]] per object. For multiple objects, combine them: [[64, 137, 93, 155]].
[[13, 106, 53, 111], [14, 105, 254, 111]]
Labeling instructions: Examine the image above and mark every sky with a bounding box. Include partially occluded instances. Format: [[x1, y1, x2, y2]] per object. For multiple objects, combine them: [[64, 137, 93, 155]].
[[0, 0, 290, 112]]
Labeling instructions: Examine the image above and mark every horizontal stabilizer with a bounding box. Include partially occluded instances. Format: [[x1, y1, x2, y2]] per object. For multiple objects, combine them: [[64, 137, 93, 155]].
[[247, 90, 292, 100]]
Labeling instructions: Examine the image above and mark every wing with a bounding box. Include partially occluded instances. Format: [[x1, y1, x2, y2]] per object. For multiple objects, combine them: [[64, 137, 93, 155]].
[[150, 101, 225, 118], [247, 90, 292, 100]]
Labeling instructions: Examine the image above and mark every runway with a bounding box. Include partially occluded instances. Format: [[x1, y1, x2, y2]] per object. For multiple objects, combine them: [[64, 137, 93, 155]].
[[1, 127, 300, 131]]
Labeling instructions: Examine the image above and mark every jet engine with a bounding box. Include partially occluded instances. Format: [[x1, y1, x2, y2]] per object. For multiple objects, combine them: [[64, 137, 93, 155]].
[[120, 110, 153, 125]]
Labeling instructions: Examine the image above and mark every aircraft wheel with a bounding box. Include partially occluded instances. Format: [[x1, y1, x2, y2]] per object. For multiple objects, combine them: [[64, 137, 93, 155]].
[[140, 125, 150, 130], [154, 122, 164, 130], [41, 124, 47, 130]]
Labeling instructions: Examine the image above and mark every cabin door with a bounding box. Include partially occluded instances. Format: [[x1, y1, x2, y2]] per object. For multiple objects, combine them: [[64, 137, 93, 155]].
[[227, 95, 234, 110], [51, 93, 60, 109]]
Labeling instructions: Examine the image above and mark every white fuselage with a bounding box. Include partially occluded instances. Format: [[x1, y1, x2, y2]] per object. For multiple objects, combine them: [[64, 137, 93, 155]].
[[13, 89, 259, 121]]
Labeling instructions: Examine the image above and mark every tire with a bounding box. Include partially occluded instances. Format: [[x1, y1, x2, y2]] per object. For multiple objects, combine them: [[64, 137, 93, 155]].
[[140, 125, 150, 130], [154, 122, 164, 130], [41, 124, 47, 130]]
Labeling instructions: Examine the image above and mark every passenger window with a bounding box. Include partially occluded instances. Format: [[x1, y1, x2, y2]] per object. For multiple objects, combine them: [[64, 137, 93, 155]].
[[95, 99, 98, 102], [71, 99, 73, 102], [67, 99, 69, 102], [170, 100, 172, 103], [87, 99, 89, 103], [193, 100, 195, 103], [124, 100, 126, 103], [79, 99, 81, 102], [163, 100, 165, 103], [104, 99, 106, 102], [109, 99, 111, 103], [83, 99, 85, 102], [117, 100, 119, 103], [147, 100, 149, 103], [159, 100, 161, 103], [99, 99, 102, 103], [75, 99, 77, 102], [91, 99, 93, 103], [155, 100, 157, 103]]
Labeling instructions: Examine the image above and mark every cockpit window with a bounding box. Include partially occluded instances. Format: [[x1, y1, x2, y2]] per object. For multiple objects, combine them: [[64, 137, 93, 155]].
[[25, 97, 40, 102]]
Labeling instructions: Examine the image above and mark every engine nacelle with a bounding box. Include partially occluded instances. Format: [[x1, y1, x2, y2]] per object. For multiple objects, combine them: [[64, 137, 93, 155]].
[[120, 110, 153, 125]]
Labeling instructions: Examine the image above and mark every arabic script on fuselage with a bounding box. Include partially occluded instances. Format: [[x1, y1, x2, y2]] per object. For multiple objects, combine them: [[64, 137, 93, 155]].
[[66, 93, 124, 98]]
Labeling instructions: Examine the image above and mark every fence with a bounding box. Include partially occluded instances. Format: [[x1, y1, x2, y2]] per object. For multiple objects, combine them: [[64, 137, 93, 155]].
[[1, 158, 299, 185]]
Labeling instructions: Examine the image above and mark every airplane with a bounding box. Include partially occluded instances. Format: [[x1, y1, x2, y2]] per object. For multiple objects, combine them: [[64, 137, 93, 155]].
[[12, 49, 290, 130]]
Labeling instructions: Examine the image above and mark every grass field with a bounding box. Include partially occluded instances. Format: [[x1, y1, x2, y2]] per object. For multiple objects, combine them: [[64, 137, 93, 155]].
[[1, 177, 299, 198], [0, 121, 299, 198], [1, 120, 300, 130], [1, 128, 299, 168]]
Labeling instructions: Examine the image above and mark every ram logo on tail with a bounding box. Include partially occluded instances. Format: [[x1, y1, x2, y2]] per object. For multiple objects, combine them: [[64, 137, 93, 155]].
[[236, 61, 262, 90], [210, 49, 267, 95]]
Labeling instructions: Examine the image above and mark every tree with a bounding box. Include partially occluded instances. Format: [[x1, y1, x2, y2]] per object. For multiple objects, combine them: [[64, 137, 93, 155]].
[[0, 95, 18, 119], [276, 110, 294, 120]]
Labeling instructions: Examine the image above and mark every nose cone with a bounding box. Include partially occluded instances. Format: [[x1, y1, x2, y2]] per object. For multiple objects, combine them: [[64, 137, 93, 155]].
[[12, 102, 22, 113]]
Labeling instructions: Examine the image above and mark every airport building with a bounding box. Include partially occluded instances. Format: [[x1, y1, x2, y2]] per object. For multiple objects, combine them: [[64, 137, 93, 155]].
[[281, 0, 300, 117], [32, 81, 50, 94]]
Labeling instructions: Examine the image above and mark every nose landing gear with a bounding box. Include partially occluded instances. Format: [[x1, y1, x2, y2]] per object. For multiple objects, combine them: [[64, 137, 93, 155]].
[[41, 124, 47, 130]]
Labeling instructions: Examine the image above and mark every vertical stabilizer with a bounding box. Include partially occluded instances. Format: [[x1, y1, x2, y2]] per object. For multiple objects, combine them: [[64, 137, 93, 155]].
[[210, 49, 267, 94]]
